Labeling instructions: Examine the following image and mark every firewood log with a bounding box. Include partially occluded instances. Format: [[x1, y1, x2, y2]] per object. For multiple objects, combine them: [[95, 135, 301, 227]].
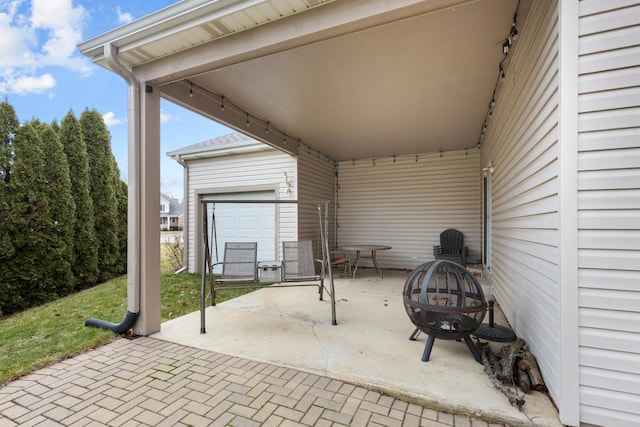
[[516, 362, 531, 393], [480, 344, 525, 409], [498, 338, 526, 383], [519, 349, 547, 392]]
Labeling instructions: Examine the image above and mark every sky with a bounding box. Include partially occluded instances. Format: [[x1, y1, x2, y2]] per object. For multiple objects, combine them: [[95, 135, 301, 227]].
[[0, 0, 234, 201]]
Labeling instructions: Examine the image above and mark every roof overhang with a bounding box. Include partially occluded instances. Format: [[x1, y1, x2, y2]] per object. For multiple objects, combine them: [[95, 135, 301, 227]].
[[79, 0, 531, 161]]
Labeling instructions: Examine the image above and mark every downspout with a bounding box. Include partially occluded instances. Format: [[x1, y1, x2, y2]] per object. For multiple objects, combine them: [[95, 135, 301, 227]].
[[173, 154, 189, 274], [85, 43, 140, 333]]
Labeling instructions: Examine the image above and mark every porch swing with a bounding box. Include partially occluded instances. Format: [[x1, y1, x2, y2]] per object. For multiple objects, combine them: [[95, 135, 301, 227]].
[[199, 199, 337, 333]]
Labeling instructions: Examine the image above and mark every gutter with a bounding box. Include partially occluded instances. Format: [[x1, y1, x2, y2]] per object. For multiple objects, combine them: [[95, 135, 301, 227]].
[[85, 43, 140, 333]]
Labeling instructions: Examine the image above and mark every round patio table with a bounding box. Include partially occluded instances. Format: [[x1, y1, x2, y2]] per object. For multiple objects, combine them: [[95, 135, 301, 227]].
[[339, 244, 392, 278]]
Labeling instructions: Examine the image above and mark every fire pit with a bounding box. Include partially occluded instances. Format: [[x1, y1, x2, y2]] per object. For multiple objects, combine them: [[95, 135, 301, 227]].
[[403, 260, 487, 363]]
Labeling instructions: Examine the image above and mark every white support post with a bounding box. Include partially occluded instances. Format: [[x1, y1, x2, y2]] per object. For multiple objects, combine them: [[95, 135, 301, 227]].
[[558, 1, 580, 425], [133, 83, 161, 335]]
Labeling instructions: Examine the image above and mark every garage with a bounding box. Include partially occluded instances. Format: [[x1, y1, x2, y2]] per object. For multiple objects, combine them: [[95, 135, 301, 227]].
[[202, 190, 276, 271]]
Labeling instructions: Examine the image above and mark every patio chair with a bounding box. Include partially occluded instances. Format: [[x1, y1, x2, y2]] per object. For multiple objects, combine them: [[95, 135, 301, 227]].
[[330, 250, 351, 276], [433, 228, 468, 267], [210, 242, 258, 305], [282, 240, 327, 300]]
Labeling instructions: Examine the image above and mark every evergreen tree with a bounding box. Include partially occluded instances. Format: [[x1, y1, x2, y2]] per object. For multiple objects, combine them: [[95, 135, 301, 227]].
[[4, 124, 58, 310], [35, 122, 75, 296], [59, 111, 98, 288], [0, 100, 20, 314], [114, 166, 128, 275], [80, 109, 120, 282]]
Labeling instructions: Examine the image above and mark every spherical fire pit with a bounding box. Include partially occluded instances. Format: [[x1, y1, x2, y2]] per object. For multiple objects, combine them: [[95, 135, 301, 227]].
[[403, 260, 487, 363]]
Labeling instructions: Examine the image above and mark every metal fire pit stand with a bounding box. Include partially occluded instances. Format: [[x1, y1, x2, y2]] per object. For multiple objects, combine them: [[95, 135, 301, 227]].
[[403, 260, 487, 364], [408, 316, 484, 363]]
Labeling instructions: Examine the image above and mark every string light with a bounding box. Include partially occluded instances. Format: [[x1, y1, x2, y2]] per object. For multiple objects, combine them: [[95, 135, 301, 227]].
[[348, 149, 480, 167], [183, 80, 333, 162], [502, 39, 511, 55], [475, 0, 521, 150]]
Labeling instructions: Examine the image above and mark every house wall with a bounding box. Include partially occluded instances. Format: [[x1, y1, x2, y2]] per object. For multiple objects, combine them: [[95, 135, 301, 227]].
[[297, 147, 336, 259], [577, 1, 640, 425], [336, 150, 481, 270], [184, 148, 296, 272], [480, 0, 563, 411]]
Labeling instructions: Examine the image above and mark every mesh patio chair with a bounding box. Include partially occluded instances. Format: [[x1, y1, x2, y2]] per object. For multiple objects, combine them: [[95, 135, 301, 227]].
[[433, 228, 468, 267], [282, 240, 322, 281], [210, 242, 258, 305], [282, 240, 326, 300]]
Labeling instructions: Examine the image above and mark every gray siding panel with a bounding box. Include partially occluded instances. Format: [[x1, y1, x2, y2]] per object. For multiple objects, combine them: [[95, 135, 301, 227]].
[[480, 0, 562, 404], [336, 150, 481, 270], [578, 0, 640, 425]]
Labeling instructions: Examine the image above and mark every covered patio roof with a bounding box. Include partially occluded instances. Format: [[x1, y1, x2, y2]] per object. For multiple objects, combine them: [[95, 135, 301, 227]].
[[76, 0, 532, 338], [79, 0, 531, 161]]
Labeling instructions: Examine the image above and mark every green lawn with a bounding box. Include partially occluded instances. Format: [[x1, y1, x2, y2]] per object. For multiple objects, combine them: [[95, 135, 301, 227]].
[[0, 252, 253, 386]]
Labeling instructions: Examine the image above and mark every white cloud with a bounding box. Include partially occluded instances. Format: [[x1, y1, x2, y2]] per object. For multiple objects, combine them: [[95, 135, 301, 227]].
[[160, 111, 172, 123], [8, 73, 55, 94], [0, 0, 92, 95], [103, 111, 124, 127], [103, 110, 170, 127], [116, 6, 132, 24]]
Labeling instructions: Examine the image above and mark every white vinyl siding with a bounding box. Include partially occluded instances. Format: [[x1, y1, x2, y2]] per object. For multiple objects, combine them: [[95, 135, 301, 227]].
[[336, 150, 481, 270], [578, 1, 640, 425], [297, 147, 336, 259], [481, 0, 562, 406], [184, 148, 296, 272]]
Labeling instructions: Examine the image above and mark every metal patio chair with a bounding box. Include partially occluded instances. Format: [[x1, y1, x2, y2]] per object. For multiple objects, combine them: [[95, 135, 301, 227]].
[[210, 241, 258, 306], [282, 240, 327, 300], [433, 228, 468, 267]]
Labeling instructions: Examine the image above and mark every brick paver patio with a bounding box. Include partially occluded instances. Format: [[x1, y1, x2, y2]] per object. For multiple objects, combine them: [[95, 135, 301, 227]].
[[0, 337, 508, 426]]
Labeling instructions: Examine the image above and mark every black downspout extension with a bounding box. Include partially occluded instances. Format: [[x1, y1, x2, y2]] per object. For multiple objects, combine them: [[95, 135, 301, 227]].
[[83, 44, 141, 336], [85, 311, 139, 335]]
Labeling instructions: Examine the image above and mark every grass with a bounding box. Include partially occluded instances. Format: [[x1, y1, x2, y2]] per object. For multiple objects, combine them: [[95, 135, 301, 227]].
[[0, 245, 254, 386]]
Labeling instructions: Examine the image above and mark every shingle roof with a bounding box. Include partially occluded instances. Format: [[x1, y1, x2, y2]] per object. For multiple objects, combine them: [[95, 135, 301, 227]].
[[166, 131, 272, 159]]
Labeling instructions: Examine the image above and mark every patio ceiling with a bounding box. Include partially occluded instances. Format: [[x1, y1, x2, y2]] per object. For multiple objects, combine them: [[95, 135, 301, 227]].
[[80, 0, 530, 161]]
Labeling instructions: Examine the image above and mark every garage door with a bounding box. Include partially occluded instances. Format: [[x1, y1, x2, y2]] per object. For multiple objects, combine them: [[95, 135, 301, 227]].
[[203, 191, 276, 272]]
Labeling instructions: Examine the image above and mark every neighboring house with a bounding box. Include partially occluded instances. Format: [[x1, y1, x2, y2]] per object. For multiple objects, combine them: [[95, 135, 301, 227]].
[[160, 193, 183, 231], [79, 1, 640, 425]]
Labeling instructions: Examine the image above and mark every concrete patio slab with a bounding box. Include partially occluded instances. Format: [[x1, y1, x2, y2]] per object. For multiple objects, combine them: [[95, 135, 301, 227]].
[[153, 269, 562, 426]]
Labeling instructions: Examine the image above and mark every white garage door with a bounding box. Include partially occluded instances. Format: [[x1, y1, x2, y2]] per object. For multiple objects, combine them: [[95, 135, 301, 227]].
[[203, 191, 276, 272]]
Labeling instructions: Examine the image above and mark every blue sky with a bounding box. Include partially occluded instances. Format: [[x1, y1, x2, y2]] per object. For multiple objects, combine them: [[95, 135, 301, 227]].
[[0, 0, 233, 200]]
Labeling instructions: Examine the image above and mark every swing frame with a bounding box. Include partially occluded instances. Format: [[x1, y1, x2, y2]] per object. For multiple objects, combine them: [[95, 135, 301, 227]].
[[199, 199, 337, 333]]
